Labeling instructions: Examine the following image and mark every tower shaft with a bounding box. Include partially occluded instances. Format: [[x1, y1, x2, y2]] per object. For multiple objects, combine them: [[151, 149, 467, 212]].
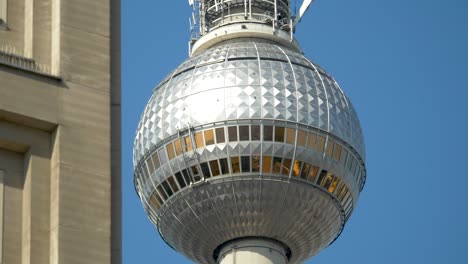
[[217, 238, 288, 264]]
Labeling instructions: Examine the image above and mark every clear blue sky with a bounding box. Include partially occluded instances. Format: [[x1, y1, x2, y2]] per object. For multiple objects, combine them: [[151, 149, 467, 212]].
[[122, 0, 468, 263]]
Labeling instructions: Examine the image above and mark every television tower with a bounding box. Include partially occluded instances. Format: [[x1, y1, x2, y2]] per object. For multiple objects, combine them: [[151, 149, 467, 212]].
[[133, 1, 366, 263]]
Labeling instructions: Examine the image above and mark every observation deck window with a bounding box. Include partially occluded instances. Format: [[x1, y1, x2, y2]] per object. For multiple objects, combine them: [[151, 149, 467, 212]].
[[264, 125, 273, 141], [231, 156, 241, 173], [286, 127, 295, 144], [157, 185, 168, 201], [251, 125, 261, 141], [166, 142, 176, 160], [274, 126, 285, 142], [184, 136, 193, 151], [239, 125, 250, 141], [150, 194, 162, 210], [174, 172, 187, 188], [145, 158, 155, 176], [329, 178, 340, 193], [161, 181, 174, 197], [316, 136, 326, 152], [340, 149, 348, 165], [252, 156, 260, 172], [307, 132, 316, 149], [195, 132, 205, 148], [174, 139, 183, 156], [167, 176, 179, 192], [308, 166, 319, 182], [300, 163, 311, 179], [204, 129, 215, 145], [210, 160, 221, 176], [282, 158, 292, 175], [241, 156, 251, 173], [297, 130, 307, 146], [200, 162, 211, 178], [220, 158, 230, 174], [182, 169, 192, 185], [216, 127, 226, 143], [333, 144, 342, 161], [326, 141, 334, 158], [263, 156, 272, 173], [228, 126, 238, 142], [272, 157, 282, 174], [292, 160, 302, 177]]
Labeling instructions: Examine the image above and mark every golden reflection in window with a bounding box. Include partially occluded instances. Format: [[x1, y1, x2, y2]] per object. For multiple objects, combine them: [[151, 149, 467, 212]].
[[292, 160, 302, 177], [297, 130, 307, 146], [174, 139, 182, 156], [195, 132, 204, 148], [308, 166, 319, 182], [262, 156, 272, 173], [157, 185, 168, 200], [239, 125, 249, 141], [316, 136, 325, 152], [166, 143, 176, 160], [335, 182, 345, 198], [286, 128, 295, 144], [161, 181, 173, 197], [338, 186, 349, 202], [326, 140, 334, 157], [231, 156, 240, 173], [184, 136, 193, 151], [204, 129, 215, 145], [329, 177, 340, 193], [321, 173, 335, 189], [274, 127, 285, 142], [300, 163, 310, 179], [198, 163, 209, 179], [317, 170, 327, 186], [252, 156, 260, 172], [264, 125, 273, 141], [228, 126, 238, 142], [150, 194, 161, 210], [282, 159, 292, 175], [251, 125, 261, 140], [167, 176, 179, 192], [174, 172, 187, 188], [272, 157, 282, 174], [333, 144, 342, 161], [146, 159, 155, 175], [307, 132, 316, 149], [220, 158, 229, 174], [216, 127, 225, 143], [210, 160, 220, 176], [151, 153, 160, 170], [241, 156, 250, 173]]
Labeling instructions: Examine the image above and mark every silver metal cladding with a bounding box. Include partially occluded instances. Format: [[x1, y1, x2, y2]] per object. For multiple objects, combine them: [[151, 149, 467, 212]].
[[133, 38, 366, 264]]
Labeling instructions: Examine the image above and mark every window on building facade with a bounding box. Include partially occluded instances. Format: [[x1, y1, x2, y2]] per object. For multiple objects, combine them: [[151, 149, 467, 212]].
[[0, 0, 7, 27], [0, 170, 3, 261]]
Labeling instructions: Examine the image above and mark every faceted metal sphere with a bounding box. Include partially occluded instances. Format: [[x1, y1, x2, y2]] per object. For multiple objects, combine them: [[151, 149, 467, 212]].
[[133, 38, 366, 264]]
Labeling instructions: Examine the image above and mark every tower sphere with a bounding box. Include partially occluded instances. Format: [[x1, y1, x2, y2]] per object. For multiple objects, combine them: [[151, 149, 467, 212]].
[[133, 1, 366, 263]]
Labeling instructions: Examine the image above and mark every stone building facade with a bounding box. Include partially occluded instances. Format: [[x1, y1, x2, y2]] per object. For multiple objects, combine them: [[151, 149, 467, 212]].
[[0, 0, 121, 263]]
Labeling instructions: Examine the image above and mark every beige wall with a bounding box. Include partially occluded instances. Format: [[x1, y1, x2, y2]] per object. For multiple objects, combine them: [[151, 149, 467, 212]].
[[0, 0, 121, 264]]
